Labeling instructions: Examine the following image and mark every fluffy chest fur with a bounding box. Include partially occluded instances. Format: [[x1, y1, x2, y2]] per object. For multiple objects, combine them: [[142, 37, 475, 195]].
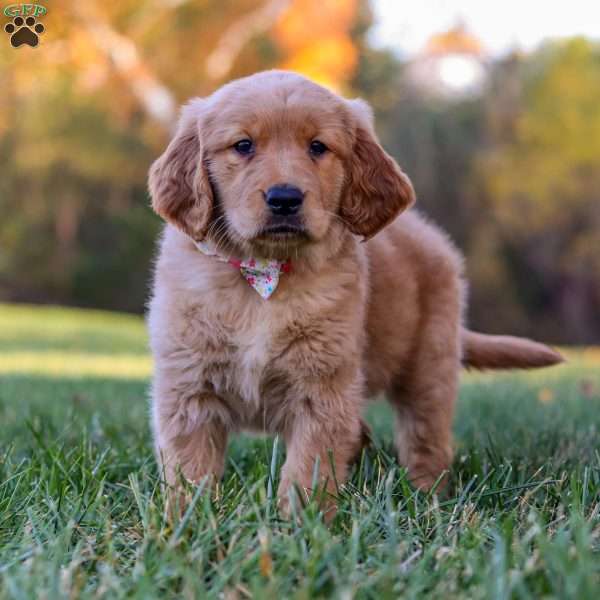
[[149, 226, 368, 433]]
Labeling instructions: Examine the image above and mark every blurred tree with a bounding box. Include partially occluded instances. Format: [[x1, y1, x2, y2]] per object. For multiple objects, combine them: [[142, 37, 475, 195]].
[[0, 2, 598, 343], [474, 39, 600, 343], [274, 0, 358, 89]]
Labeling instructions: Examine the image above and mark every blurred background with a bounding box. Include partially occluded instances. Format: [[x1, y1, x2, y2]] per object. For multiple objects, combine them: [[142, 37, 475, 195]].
[[1, 0, 599, 344]]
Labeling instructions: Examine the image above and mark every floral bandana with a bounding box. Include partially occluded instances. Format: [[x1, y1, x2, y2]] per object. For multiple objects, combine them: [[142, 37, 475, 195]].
[[194, 240, 291, 300]]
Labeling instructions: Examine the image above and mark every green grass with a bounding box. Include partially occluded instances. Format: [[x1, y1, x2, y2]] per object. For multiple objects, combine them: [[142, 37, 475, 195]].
[[0, 303, 599, 599]]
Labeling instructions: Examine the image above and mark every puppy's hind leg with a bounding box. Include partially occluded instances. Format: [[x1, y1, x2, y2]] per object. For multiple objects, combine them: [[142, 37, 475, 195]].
[[388, 282, 462, 491]]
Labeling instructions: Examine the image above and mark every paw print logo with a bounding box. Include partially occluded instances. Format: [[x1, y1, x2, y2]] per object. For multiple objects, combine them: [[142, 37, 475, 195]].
[[4, 16, 45, 48]]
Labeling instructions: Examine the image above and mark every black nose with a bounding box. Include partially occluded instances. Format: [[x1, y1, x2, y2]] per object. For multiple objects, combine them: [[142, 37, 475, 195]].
[[265, 184, 304, 216]]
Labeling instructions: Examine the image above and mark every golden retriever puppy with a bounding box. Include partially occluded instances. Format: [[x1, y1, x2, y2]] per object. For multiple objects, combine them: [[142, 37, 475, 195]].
[[148, 70, 562, 516]]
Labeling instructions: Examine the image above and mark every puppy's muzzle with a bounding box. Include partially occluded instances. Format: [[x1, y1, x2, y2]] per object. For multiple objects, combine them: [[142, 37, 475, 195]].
[[265, 184, 304, 216]]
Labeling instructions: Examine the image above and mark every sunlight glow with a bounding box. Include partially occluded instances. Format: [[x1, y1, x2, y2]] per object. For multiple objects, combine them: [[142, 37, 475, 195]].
[[437, 55, 485, 91]]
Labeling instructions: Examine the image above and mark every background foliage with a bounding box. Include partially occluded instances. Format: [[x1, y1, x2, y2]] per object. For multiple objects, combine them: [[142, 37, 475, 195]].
[[0, 0, 598, 343]]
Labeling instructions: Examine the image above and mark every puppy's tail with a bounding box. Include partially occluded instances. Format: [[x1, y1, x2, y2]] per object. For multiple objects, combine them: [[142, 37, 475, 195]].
[[462, 329, 564, 370]]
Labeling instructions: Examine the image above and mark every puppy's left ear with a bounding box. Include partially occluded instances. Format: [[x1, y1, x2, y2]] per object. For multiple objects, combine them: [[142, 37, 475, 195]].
[[148, 99, 213, 240], [341, 99, 415, 240]]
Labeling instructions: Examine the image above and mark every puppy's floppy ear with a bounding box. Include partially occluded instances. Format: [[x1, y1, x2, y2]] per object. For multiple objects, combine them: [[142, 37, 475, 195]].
[[148, 99, 213, 240], [341, 99, 415, 240]]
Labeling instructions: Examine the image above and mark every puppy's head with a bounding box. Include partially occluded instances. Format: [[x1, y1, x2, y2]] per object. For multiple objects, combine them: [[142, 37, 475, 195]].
[[149, 71, 415, 258]]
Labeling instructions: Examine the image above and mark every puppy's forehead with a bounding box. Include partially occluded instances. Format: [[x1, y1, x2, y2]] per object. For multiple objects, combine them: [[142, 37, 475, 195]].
[[206, 72, 351, 134]]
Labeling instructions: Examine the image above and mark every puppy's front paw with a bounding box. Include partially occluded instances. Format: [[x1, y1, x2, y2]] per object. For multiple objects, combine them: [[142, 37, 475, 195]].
[[407, 450, 452, 493], [164, 475, 215, 524], [409, 468, 449, 493], [165, 486, 191, 523], [277, 482, 338, 524], [276, 479, 303, 521], [277, 492, 293, 521]]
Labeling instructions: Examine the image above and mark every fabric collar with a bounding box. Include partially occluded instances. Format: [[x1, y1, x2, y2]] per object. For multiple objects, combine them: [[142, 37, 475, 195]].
[[193, 240, 291, 300]]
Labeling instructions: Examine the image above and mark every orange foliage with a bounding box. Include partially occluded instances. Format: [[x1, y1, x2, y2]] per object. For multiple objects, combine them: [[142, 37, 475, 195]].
[[425, 24, 483, 56], [273, 0, 358, 90]]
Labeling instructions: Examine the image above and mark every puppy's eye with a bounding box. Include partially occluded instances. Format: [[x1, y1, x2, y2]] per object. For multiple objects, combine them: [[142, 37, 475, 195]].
[[233, 139, 254, 155], [309, 140, 328, 157]]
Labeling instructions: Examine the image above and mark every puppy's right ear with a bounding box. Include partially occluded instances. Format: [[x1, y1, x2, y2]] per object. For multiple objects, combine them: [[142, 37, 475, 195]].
[[341, 99, 415, 241], [148, 100, 213, 240]]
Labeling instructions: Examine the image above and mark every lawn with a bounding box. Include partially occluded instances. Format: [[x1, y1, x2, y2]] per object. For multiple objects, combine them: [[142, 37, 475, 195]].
[[0, 303, 599, 599]]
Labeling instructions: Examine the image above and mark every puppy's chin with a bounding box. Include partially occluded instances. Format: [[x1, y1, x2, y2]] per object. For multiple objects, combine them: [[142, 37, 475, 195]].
[[208, 223, 311, 261], [240, 214, 310, 259], [249, 228, 312, 260]]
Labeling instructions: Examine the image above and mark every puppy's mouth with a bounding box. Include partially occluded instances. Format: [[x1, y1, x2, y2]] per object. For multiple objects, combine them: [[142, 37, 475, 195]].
[[260, 225, 308, 237], [256, 217, 309, 241]]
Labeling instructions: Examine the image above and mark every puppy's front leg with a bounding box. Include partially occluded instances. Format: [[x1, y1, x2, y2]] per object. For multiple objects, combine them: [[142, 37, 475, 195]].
[[152, 387, 229, 513], [156, 418, 228, 486], [277, 389, 363, 522]]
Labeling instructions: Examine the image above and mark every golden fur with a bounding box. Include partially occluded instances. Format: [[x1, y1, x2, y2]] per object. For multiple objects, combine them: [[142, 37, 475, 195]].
[[148, 71, 562, 517]]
